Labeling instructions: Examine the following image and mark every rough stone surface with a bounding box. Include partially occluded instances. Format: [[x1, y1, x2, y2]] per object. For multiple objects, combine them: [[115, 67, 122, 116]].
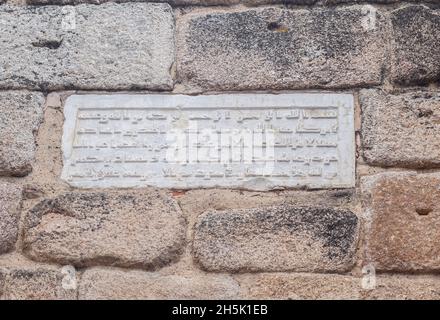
[[2, 0, 440, 302], [0, 92, 45, 176], [361, 89, 440, 168], [363, 172, 440, 272], [0, 183, 22, 254], [79, 268, 240, 299], [391, 5, 440, 85], [25, 0, 440, 4], [177, 6, 386, 91], [238, 273, 440, 300], [0, 265, 77, 300], [329, 0, 440, 3], [237, 273, 440, 300], [238, 273, 361, 299], [177, 189, 356, 228], [193, 206, 359, 272], [0, 3, 174, 90], [23, 191, 186, 269], [0, 271, 4, 297], [363, 275, 440, 300], [27, 0, 319, 5]]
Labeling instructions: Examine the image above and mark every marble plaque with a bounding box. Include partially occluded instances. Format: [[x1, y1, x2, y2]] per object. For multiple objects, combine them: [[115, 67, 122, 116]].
[[61, 94, 355, 190]]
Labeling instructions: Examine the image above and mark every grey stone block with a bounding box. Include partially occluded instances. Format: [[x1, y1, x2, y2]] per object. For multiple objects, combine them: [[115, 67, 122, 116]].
[[360, 89, 440, 168], [391, 5, 440, 85], [193, 205, 359, 272], [79, 268, 240, 300], [0, 3, 174, 90], [0, 182, 22, 254], [0, 91, 45, 176], [1, 264, 77, 300], [23, 190, 186, 269], [177, 6, 387, 91]]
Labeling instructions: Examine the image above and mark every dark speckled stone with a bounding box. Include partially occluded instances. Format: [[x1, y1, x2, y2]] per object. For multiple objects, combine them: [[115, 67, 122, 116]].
[[177, 6, 387, 92], [391, 5, 440, 85], [193, 205, 359, 272]]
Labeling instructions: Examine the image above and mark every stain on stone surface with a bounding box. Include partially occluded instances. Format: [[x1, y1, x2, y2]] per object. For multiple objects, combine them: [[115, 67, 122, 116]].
[[31, 39, 63, 50], [194, 205, 358, 272]]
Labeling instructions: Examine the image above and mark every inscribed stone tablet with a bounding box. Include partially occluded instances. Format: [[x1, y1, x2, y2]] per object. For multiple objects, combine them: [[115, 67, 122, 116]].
[[61, 94, 355, 190]]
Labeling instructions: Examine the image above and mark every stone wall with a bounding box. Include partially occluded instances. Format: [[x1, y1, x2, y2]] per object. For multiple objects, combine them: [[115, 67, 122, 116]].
[[1, 0, 440, 300]]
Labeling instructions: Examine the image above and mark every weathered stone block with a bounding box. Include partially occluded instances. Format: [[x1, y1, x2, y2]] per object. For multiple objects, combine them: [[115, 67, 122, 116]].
[[177, 5, 387, 91], [0, 265, 77, 300], [391, 5, 440, 85], [0, 92, 45, 176], [238, 273, 440, 300], [23, 191, 186, 269], [363, 275, 440, 300], [238, 273, 361, 300], [361, 89, 440, 168], [79, 268, 240, 299], [0, 183, 22, 254], [363, 172, 440, 272], [193, 206, 359, 272], [0, 4, 174, 90]]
